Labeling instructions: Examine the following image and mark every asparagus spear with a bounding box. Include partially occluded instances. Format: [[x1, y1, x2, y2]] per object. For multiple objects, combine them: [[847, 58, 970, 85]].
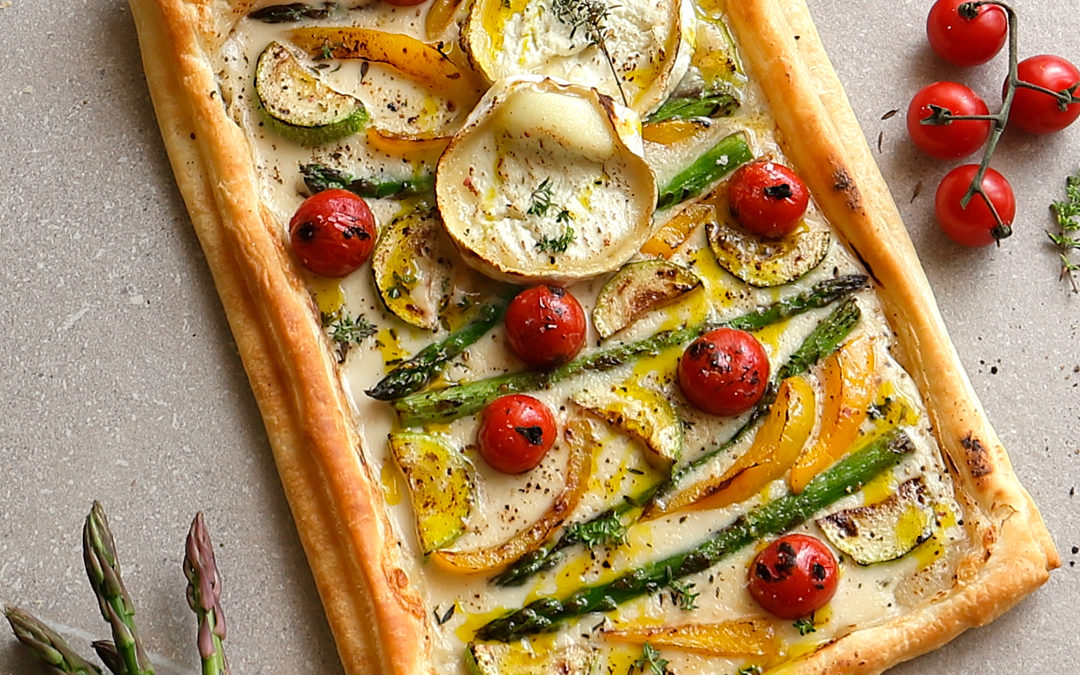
[[92, 641, 123, 675], [249, 3, 335, 23], [4, 606, 101, 674], [494, 296, 861, 586], [476, 429, 914, 641], [82, 501, 155, 675], [366, 297, 509, 401], [656, 132, 753, 210], [645, 90, 740, 125], [184, 513, 231, 675], [393, 274, 867, 426], [300, 163, 434, 200]]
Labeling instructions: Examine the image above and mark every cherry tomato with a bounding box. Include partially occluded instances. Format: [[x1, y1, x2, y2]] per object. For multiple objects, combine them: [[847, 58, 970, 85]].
[[1008, 55, 1080, 134], [477, 394, 557, 474], [678, 328, 769, 417], [504, 285, 586, 369], [906, 82, 991, 160], [926, 0, 1007, 67], [748, 534, 839, 620], [934, 164, 1015, 247], [727, 161, 810, 239], [289, 189, 376, 277]]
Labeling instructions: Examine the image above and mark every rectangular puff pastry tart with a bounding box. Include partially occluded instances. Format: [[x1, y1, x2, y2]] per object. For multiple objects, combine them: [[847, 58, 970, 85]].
[[129, 0, 1058, 672]]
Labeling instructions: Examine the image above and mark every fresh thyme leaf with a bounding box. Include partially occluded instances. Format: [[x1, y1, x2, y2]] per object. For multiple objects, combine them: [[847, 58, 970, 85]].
[[793, 617, 816, 636], [551, 0, 629, 106], [434, 604, 455, 625], [528, 178, 554, 216], [536, 225, 576, 254], [563, 510, 627, 547], [632, 642, 668, 675], [1050, 170, 1080, 292], [664, 566, 698, 610], [322, 311, 377, 345]]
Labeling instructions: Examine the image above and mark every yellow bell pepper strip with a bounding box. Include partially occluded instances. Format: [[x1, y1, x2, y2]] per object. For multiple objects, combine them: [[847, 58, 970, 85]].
[[425, 0, 467, 40], [642, 376, 816, 520], [788, 334, 877, 493], [641, 202, 717, 259], [642, 119, 711, 145], [430, 418, 598, 574], [365, 127, 450, 159], [603, 618, 780, 658], [286, 27, 482, 137]]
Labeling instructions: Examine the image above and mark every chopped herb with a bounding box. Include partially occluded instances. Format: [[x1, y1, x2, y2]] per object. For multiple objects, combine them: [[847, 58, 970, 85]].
[[665, 571, 699, 611], [563, 510, 627, 547], [536, 225, 576, 254], [556, 208, 574, 225], [434, 604, 455, 625], [632, 642, 668, 675], [322, 311, 377, 362], [1050, 169, 1080, 292], [793, 617, 816, 636], [527, 178, 554, 216]]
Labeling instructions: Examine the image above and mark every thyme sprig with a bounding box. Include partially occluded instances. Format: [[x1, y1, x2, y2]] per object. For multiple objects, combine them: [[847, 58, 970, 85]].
[[551, 0, 629, 106], [562, 509, 627, 547], [632, 642, 669, 675], [1049, 170, 1080, 292], [527, 178, 554, 216], [919, 1, 1080, 245], [321, 311, 377, 362]]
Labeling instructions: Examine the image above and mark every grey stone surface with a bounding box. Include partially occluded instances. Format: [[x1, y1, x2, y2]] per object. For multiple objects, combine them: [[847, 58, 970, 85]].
[[0, 1, 1076, 673]]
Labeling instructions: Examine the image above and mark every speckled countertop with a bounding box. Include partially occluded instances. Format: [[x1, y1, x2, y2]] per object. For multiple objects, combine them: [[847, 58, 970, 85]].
[[0, 1, 1077, 673]]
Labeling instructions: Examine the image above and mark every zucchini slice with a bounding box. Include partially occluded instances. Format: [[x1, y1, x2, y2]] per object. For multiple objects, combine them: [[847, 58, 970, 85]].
[[592, 259, 702, 339], [706, 217, 830, 288], [571, 384, 684, 470], [371, 208, 456, 331], [465, 642, 596, 675], [254, 41, 367, 146], [388, 432, 474, 554], [817, 477, 935, 565]]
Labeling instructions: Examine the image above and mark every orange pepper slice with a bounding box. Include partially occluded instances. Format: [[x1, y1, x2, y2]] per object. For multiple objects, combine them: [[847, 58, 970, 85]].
[[604, 618, 779, 658], [641, 202, 718, 259], [364, 127, 451, 159], [642, 119, 711, 145], [788, 334, 877, 493], [430, 418, 598, 574], [642, 376, 815, 520]]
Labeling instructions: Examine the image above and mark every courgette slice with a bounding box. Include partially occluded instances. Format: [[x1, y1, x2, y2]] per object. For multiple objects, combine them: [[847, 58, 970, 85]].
[[388, 432, 474, 554], [371, 209, 455, 331], [465, 642, 596, 675], [817, 477, 935, 565], [571, 384, 684, 470], [706, 217, 830, 288], [254, 41, 367, 146], [592, 260, 702, 339]]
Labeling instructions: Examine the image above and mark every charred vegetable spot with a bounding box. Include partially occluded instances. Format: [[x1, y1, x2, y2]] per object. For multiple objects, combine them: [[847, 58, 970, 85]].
[[515, 425, 546, 445], [764, 183, 793, 200], [687, 339, 710, 359], [829, 512, 859, 538], [775, 541, 798, 575], [832, 167, 862, 211], [960, 433, 993, 478], [343, 226, 370, 240], [295, 222, 317, 242], [548, 285, 566, 297]]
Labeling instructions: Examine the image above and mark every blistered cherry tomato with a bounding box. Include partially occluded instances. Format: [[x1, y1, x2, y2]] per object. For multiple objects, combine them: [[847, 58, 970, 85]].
[[678, 328, 769, 417], [1008, 55, 1080, 134], [906, 82, 992, 160], [727, 161, 810, 239], [289, 189, 376, 277], [504, 285, 586, 369], [477, 394, 557, 474], [926, 0, 1007, 67], [748, 534, 839, 619], [934, 164, 1015, 247]]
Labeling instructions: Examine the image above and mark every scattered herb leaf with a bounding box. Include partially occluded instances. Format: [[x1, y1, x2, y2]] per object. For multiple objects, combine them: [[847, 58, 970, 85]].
[[536, 225, 576, 254], [793, 617, 817, 636], [551, 0, 628, 106], [1049, 169, 1080, 292], [563, 510, 627, 547], [632, 642, 669, 675], [527, 178, 554, 216]]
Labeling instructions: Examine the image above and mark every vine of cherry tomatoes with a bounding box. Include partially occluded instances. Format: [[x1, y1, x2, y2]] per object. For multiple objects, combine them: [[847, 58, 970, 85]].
[[909, 0, 1080, 247]]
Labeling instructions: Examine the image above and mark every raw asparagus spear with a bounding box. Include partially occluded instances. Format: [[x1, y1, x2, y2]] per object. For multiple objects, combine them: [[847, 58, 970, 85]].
[[92, 641, 123, 675], [3, 606, 101, 674], [656, 132, 753, 209], [366, 298, 509, 400], [393, 275, 867, 426], [494, 296, 861, 586], [645, 90, 740, 124], [300, 163, 433, 200], [184, 513, 231, 675], [82, 501, 155, 675], [476, 429, 914, 641]]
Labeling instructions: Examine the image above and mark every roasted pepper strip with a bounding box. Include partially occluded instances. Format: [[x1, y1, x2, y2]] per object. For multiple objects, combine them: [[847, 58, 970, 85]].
[[430, 418, 598, 574], [425, 0, 467, 39], [365, 127, 450, 159], [603, 618, 779, 658], [286, 26, 481, 137], [788, 334, 877, 493], [642, 119, 711, 145], [641, 202, 716, 259], [643, 376, 815, 519]]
